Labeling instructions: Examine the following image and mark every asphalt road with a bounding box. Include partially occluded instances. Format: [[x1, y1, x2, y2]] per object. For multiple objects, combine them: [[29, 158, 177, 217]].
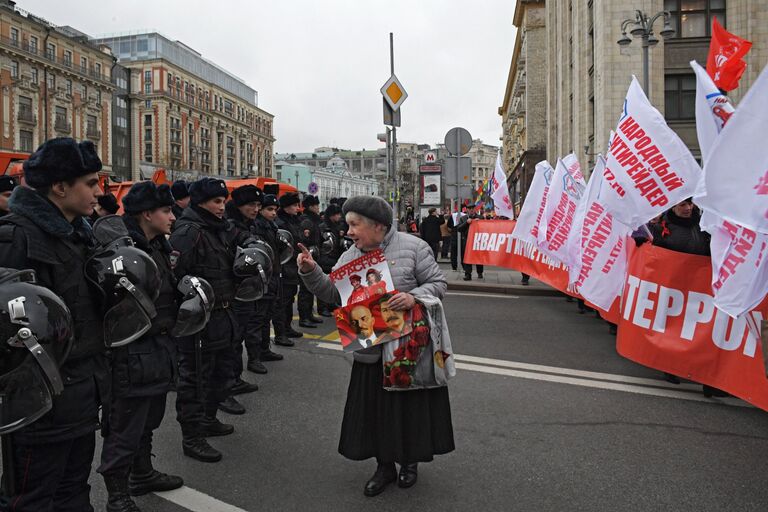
[[86, 292, 768, 511]]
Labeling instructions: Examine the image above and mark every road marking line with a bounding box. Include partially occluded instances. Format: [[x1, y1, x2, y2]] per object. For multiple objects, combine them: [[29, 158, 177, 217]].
[[312, 342, 747, 407], [447, 291, 520, 299], [300, 332, 324, 340], [456, 362, 749, 407], [322, 332, 340, 341], [455, 354, 702, 392], [156, 486, 248, 512]]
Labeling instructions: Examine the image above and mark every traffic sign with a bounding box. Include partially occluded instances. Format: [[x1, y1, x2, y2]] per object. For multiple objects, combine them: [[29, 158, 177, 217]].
[[424, 151, 437, 163], [308, 182, 319, 195], [383, 98, 401, 127], [380, 74, 408, 111], [444, 127, 472, 156]]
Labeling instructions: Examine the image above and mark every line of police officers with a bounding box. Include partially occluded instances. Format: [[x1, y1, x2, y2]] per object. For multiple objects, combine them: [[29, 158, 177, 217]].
[[0, 137, 348, 512]]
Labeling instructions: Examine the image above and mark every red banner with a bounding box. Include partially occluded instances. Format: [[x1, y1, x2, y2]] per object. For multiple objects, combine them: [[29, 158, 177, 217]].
[[617, 244, 768, 410], [706, 17, 752, 92], [463, 220, 572, 294]]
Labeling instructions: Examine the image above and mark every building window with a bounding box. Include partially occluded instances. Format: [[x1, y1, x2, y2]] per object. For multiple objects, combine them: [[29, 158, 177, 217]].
[[47, 74, 55, 90], [80, 56, 87, 73], [665, 74, 696, 120], [82, 84, 88, 100], [29, 36, 38, 54], [145, 144, 153, 162], [65, 79, 72, 95], [145, 99, 152, 109], [10, 27, 19, 46], [94, 63, 101, 76], [63, 50, 72, 67], [20, 130, 33, 152], [30, 68, 38, 84], [10, 61, 18, 79], [46, 42, 55, 61], [96, 90, 101, 103], [144, 114, 152, 127], [664, 0, 726, 38], [144, 82, 151, 94]]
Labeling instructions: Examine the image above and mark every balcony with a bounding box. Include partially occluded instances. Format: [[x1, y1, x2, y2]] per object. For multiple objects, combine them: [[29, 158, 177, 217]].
[[17, 107, 36, 124], [86, 124, 100, 138], [54, 116, 71, 133]]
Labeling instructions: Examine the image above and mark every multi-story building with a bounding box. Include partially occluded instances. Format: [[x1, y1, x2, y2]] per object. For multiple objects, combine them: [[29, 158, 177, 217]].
[[111, 62, 131, 179], [499, 0, 546, 212], [273, 157, 379, 209], [92, 31, 274, 181], [544, 0, 767, 174], [0, 1, 115, 170]]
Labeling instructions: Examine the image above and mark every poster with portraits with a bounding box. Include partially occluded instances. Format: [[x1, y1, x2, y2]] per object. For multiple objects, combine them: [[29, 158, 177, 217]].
[[329, 249, 394, 306], [330, 250, 412, 353]]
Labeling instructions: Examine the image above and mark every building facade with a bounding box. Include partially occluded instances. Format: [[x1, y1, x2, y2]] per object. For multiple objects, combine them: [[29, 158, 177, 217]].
[[499, 0, 547, 212], [274, 157, 378, 209], [0, 1, 115, 170], [93, 32, 274, 181], [544, 0, 767, 174]]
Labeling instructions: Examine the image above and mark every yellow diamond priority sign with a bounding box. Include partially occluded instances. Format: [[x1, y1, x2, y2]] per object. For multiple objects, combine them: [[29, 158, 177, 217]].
[[381, 74, 408, 111]]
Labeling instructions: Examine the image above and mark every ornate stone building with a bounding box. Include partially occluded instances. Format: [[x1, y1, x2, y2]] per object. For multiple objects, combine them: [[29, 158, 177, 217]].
[[0, 1, 115, 170], [498, 0, 546, 212], [93, 32, 274, 181]]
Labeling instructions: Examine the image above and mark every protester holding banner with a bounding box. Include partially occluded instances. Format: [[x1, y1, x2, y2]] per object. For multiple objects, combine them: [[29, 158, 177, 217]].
[[456, 213, 484, 281], [296, 195, 454, 498], [649, 199, 711, 257]]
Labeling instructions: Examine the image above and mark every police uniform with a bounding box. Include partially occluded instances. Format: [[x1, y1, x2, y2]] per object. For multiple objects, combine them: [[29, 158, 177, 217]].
[[0, 175, 18, 216], [317, 204, 345, 316], [225, 186, 264, 392], [297, 196, 323, 325], [248, 194, 287, 370], [275, 194, 304, 337], [169, 178, 239, 463], [96, 183, 183, 509], [0, 138, 108, 512]]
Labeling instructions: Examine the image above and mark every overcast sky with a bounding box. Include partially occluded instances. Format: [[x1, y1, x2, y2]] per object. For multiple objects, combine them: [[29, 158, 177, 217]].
[[22, 0, 516, 153]]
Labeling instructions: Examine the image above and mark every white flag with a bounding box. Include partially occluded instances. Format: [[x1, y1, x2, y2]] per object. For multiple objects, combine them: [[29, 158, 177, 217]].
[[691, 60, 768, 317], [602, 77, 702, 228], [512, 160, 555, 246], [537, 155, 586, 263], [696, 62, 768, 234], [490, 152, 515, 219], [566, 155, 632, 310]]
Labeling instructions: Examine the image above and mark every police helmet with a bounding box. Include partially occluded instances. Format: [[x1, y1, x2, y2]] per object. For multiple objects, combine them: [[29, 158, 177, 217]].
[[85, 215, 161, 347], [172, 275, 214, 337], [0, 268, 73, 434]]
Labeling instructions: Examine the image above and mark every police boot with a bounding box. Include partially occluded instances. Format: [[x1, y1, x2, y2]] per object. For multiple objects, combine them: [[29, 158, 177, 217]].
[[182, 437, 222, 463], [104, 474, 142, 512], [201, 416, 235, 437], [128, 446, 184, 496], [274, 336, 295, 347]]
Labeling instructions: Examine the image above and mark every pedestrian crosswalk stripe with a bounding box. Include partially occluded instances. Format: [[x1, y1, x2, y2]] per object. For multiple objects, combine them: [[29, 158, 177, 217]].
[[312, 342, 748, 408]]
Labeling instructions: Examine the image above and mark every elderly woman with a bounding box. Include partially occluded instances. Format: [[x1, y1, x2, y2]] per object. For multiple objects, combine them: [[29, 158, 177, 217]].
[[297, 196, 454, 497]]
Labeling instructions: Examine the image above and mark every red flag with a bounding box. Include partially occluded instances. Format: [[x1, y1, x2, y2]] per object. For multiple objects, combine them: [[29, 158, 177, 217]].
[[706, 17, 752, 91]]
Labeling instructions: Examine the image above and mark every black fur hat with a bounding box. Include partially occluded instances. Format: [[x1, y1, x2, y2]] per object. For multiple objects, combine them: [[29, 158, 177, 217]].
[[324, 204, 342, 217], [97, 193, 120, 215], [279, 192, 300, 208], [171, 180, 190, 200], [232, 185, 263, 206], [302, 195, 320, 208], [262, 194, 279, 208], [0, 175, 18, 193], [189, 177, 229, 205], [23, 137, 102, 189], [123, 182, 175, 215]]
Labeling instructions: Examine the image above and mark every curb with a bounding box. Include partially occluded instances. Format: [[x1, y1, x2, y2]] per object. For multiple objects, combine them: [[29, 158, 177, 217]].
[[447, 282, 562, 297]]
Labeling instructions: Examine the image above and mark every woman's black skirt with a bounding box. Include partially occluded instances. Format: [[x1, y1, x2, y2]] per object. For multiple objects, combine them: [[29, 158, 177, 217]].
[[338, 360, 455, 464]]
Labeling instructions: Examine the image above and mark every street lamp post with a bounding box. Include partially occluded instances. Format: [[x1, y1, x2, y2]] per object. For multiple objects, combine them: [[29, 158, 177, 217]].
[[617, 10, 675, 98]]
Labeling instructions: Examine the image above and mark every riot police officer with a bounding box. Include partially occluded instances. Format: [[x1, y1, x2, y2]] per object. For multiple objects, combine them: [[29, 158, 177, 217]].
[[169, 177, 240, 463], [317, 203, 345, 316], [248, 194, 288, 372], [97, 182, 184, 511], [0, 137, 110, 511], [276, 192, 305, 339], [171, 180, 190, 224], [226, 185, 263, 395], [297, 195, 323, 326]]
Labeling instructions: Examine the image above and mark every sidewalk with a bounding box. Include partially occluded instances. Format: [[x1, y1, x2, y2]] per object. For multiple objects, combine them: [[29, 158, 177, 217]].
[[436, 259, 560, 296]]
